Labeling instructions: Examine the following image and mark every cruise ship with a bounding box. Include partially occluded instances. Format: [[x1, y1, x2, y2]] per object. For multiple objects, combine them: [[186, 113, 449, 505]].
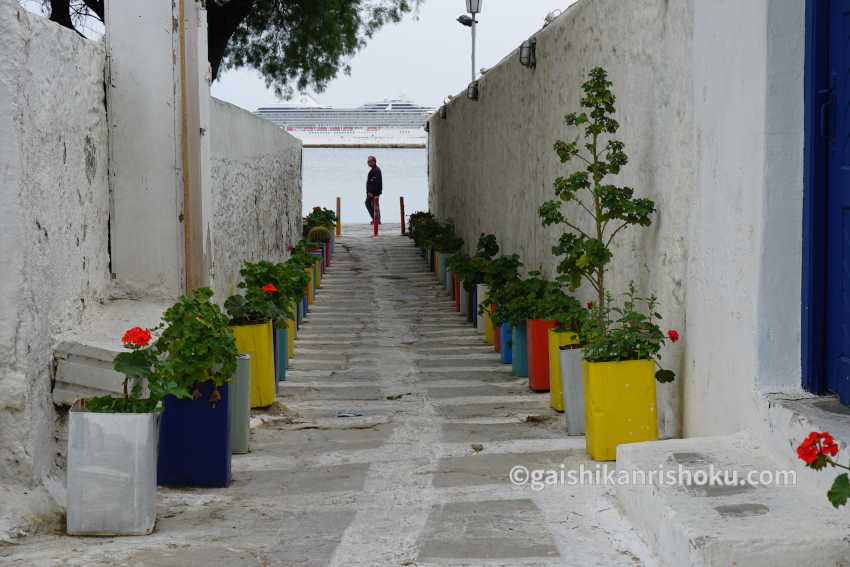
[[255, 95, 434, 148]]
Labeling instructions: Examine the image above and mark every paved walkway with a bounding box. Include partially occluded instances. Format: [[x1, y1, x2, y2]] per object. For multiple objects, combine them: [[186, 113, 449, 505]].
[[2, 224, 656, 567]]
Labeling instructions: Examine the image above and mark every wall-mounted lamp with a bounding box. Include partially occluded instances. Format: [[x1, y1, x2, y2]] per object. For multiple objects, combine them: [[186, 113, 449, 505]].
[[440, 105, 447, 119], [519, 38, 536, 69], [466, 81, 479, 100]]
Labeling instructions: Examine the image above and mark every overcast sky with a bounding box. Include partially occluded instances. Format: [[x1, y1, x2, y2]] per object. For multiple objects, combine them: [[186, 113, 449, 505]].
[[212, 1, 577, 111]]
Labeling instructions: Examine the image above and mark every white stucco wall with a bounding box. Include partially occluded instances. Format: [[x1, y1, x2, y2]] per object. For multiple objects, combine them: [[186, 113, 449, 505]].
[[0, 0, 110, 538], [209, 98, 303, 302], [429, 0, 693, 438], [428, 0, 807, 440]]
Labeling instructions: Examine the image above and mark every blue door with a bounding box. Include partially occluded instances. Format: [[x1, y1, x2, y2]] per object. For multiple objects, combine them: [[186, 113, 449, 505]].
[[804, 0, 850, 402], [826, 0, 850, 402]]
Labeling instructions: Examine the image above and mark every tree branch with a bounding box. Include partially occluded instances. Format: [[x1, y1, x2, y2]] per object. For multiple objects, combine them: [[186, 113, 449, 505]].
[[207, 0, 258, 81], [81, 0, 103, 21], [48, 0, 75, 30]]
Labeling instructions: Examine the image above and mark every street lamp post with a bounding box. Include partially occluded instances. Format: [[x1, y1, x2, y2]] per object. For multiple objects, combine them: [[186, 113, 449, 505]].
[[457, 0, 482, 83]]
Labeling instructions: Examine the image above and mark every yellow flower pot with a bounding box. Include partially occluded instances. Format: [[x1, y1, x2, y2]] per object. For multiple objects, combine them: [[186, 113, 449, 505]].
[[230, 320, 276, 408], [548, 330, 579, 412], [434, 251, 441, 281], [305, 268, 314, 305], [583, 359, 657, 461], [287, 315, 295, 359], [313, 257, 322, 289], [484, 304, 495, 346]]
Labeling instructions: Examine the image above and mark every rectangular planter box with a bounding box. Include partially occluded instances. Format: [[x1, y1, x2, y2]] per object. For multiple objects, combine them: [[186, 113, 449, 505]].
[[527, 319, 557, 391], [548, 330, 579, 411], [560, 347, 585, 435], [67, 409, 160, 535], [512, 321, 528, 377], [158, 381, 231, 487], [229, 354, 251, 455], [231, 320, 276, 408], [583, 359, 658, 461], [476, 284, 489, 334]]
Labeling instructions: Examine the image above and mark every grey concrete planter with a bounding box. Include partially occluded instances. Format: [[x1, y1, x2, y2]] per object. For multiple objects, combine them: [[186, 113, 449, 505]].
[[229, 354, 251, 454], [560, 347, 585, 435], [66, 408, 161, 535]]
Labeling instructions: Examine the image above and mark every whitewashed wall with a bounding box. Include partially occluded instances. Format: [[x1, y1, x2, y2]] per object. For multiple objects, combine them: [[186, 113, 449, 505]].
[[209, 98, 303, 301], [0, 0, 110, 538], [428, 0, 807, 440], [429, 0, 693, 438]]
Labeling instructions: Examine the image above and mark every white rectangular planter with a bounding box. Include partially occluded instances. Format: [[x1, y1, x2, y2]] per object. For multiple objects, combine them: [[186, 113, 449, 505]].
[[476, 283, 489, 333], [459, 282, 470, 317], [560, 347, 585, 435], [67, 409, 161, 535], [444, 268, 453, 295]]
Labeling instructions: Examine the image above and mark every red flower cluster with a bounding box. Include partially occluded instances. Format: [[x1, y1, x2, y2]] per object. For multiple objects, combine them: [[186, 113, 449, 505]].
[[313, 206, 321, 211], [586, 301, 594, 309], [262, 283, 278, 293], [286, 245, 295, 251], [667, 330, 680, 342], [797, 431, 839, 469], [122, 327, 151, 347]]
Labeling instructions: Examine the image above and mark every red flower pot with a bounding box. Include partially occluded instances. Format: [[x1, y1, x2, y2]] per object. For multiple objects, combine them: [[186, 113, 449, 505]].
[[494, 324, 502, 353], [527, 319, 557, 391]]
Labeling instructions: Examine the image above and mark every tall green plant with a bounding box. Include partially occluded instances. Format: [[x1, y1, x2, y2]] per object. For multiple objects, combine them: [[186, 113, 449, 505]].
[[538, 67, 655, 309]]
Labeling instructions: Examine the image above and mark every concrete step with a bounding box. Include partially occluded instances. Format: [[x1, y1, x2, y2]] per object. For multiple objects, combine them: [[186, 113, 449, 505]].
[[615, 434, 850, 567]]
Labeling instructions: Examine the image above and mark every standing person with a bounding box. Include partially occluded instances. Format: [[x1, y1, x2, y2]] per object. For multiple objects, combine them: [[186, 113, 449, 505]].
[[365, 155, 382, 223]]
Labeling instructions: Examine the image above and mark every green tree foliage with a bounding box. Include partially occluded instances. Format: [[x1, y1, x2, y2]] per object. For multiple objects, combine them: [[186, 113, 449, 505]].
[[539, 67, 655, 308], [40, 0, 420, 96]]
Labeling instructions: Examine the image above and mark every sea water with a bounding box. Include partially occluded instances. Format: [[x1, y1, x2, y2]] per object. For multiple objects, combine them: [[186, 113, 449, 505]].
[[302, 147, 428, 224]]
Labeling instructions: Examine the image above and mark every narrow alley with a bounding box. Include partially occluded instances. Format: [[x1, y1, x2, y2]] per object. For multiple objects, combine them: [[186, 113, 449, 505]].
[[2, 225, 654, 566]]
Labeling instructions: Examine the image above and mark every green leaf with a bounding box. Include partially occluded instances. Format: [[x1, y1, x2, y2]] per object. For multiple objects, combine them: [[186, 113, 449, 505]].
[[828, 473, 850, 508], [655, 369, 675, 383]]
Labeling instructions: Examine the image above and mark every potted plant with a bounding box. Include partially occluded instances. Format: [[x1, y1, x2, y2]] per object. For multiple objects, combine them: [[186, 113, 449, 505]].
[[225, 264, 286, 409], [537, 67, 676, 455], [67, 326, 166, 535], [156, 287, 239, 488], [533, 283, 584, 405], [480, 252, 523, 354], [581, 284, 678, 460], [496, 276, 548, 378]]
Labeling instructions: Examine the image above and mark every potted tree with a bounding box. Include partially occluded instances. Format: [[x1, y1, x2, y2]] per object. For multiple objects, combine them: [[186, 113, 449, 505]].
[[156, 287, 239, 488], [225, 265, 286, 409], [67, 326, 167, 535], [538, 67, 677, 456]]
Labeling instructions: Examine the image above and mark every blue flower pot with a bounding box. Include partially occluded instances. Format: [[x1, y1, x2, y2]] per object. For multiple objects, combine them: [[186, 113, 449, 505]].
[[158, 381, 231, 488], [500, 323, 513, 364], [512, 322, 529, 377], [302, 295, 308, 316], [296, 299, 303, 328], [275, 327, 288, 381]]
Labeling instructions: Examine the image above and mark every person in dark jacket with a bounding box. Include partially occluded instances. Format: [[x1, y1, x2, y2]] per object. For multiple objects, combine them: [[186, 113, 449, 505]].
[[366, 155, 382, 223]]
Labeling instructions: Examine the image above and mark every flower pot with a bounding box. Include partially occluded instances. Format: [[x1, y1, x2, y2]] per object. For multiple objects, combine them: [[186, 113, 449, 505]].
[[301, 294, 308, 317], [439, 253, 452, 288], [583, 359, 658, 461], [560, 347, 585, 435], [444, 266, 453, 294], [320, 242, 329, 267], [309, 252, 322, 287], [158, 380, 231, 487], [527, 319, 557, 391], [275, 326, 288, 382], [434, 251, 442, 281], [471, 286, 478, 328], [229, 354, 251, 454], [500, 323, 513, 364], [459, 284, 470, 319], [305, 268, 315, 305], [287, 314, 296, 359], [475, 284, 489, 334], [511, 321, 529, 377], [494, 324, 501, 353], [66, 408, 160, 535], [231, 320, 276, 408], [453, 274, 461, 311], [548, 330, 579, 412], [428, 248, 435, 271]]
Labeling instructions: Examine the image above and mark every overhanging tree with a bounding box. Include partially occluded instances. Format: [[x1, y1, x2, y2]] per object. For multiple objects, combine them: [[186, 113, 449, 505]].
[[40, 0, 419, 97]]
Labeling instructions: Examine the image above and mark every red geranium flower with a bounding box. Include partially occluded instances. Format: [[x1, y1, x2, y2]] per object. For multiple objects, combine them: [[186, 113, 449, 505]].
[[286, 245, 294, 251], [797, 431, 839, 469], [586, 301, 594, 309], [262, 283, 278, 293], [668, 330, 680, 342], [313, 206, 321, 211], [122, 327, 151, 347]]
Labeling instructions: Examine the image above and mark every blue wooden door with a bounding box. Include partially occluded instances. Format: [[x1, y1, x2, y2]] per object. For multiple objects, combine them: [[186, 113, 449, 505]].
[[825, 0, 850, 402]]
